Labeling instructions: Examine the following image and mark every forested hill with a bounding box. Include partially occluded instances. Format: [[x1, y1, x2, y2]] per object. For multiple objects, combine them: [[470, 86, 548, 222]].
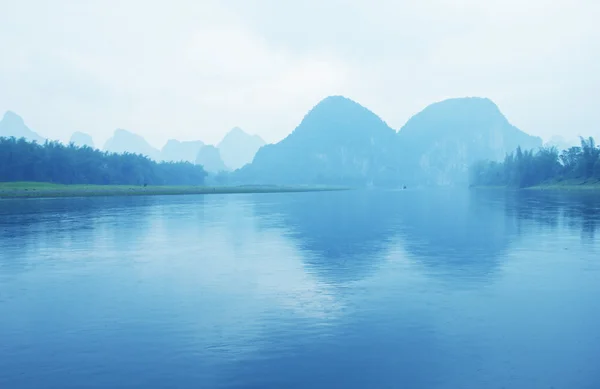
[[396, 97, 542, 186], [0, 137, 207, 186], [0, 97, 551, 188], [233, 96, 542, 187], [235, 96, 399, 186], [470, 137, 600, 188]]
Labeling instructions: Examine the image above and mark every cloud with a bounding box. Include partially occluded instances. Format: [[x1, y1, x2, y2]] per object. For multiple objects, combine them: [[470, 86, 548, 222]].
[[0, 0, 349, 146], [0, 0, 599, 147], [226, 0, 600, 137]]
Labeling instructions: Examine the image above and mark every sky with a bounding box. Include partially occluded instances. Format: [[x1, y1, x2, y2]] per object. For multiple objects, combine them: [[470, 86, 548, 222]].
[[1, 0, 599, 148]]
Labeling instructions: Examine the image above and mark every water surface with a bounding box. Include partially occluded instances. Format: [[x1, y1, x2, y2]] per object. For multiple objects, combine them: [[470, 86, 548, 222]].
[[1, 189, 599, 388]]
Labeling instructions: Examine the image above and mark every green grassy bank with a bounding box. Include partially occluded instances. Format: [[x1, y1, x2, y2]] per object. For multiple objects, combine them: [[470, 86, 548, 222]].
[[0, 182, 348, 199]]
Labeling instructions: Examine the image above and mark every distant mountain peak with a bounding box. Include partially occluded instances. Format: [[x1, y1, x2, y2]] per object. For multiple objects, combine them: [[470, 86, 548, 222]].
[[439, 96, 494, 104], [414, 97, 503, 118], [103, 128, 160, 160], [0, 110, 45, 143], [302, 95, 388, 125], [160, 139, 204, 163], [70, 131, 95, 148], [307, 95, 369, 115], [399, 97, 515, 138], [317, 95, 358, 105], [544, 135, 578, 151], [113, 128, 135, 136], [397, 96, 542, 185], [196, 145, 229, 173], [293, 95, 391, 140], [228, 126, 246, 135], [236, 95, 398, 185], [218, 127, 266, 170], [2, 110, 25, 124]]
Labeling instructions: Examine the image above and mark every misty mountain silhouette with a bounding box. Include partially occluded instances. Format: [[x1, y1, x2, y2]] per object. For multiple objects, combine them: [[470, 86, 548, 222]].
[[236, 96, 399, 186], [544, 135, 577, 151], [3, 96, 545, 187], [397, 97, 542, 186], [161, 139, 204, 163], [70, 131, 94, 148], [195, 145, 229, 173], [236, 96, 542, 187], [0, 111, 45, 143], [103, 129, 160, 161], [218, 127, 265, 170]]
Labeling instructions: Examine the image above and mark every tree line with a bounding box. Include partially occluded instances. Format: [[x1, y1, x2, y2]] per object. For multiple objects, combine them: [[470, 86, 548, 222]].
[[0, 137, 207, 185], [470, 136, 600, 188]]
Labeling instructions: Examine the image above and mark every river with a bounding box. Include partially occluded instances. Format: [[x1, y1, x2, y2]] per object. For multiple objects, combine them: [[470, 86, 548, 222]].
[[1, 189, 599, 388]]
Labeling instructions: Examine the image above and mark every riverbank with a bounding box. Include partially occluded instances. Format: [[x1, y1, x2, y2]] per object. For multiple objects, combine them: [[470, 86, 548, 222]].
[[471, 179, 600, 191], [0, 182, 349, 199], [527, 180, 600, 191]]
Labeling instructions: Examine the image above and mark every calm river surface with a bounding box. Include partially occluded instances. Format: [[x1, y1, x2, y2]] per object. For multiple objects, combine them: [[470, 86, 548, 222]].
[[1, 189, 599, 388]]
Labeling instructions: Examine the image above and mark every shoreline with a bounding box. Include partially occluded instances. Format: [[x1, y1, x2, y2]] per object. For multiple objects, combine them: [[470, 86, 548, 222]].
[[526, 184, 600, 191], [470, 183, 600, 191], [0, 182, 349, 199]]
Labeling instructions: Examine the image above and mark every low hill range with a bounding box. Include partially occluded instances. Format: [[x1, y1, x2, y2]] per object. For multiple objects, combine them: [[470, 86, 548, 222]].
[[1, 95, 543, 186], [100, 127, 264, 173], [0, 111, 264, 174]]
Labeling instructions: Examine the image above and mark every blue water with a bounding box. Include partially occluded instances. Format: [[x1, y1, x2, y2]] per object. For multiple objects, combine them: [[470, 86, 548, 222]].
[[1, 189, 599, 388]]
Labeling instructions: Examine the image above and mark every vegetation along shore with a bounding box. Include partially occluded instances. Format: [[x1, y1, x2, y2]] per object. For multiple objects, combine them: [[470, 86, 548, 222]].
[[0, 182, 348, 199], [470, 137, 600, 189]]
